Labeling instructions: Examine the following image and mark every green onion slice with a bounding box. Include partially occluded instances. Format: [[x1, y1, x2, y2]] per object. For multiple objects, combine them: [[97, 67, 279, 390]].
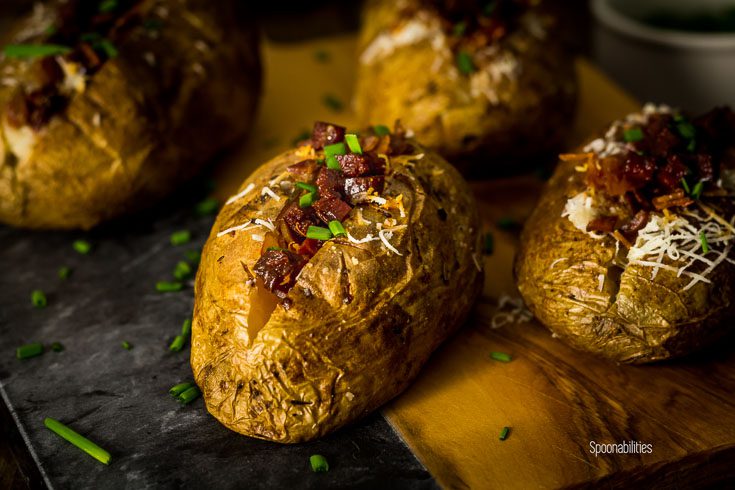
[[623, 127, 643, 143], [44, 418, 111, 465], [499, 426, 510, 441], [31, 290, 47, 308], [324, 142, 346, 157], [16, 342, 44, 360], [700, 231, 710, 253], [170, 230, 191, 246], [296, 182, 318, 194], [310, 454, 329, 472], [178, 386, 201, 405], [328, 220, 346, 238], [345, 134, 362, 154], [456, 51, 475, 75], [299, 192, 317, 208], [169, 382, 195, 397], [156, 281, 183, 293], [306, 226, 333, 241], [490, 351, 512, 363], [73, 240, 92, 255], [3, 44, 72, 58], [169, 335, 185, 352], [326, 155, 341, 170], [373, 125, 390, 136]]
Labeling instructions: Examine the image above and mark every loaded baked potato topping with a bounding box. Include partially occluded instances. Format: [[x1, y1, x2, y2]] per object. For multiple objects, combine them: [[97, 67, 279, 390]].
[[561, 105, 735, 291]]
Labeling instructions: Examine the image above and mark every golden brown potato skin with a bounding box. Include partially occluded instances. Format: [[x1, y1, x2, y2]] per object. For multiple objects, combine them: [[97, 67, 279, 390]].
[[354, 0, 577, 168], [514, 157, 735, 364], [0, 0, 260, 229], [191, 141, 483, 443]]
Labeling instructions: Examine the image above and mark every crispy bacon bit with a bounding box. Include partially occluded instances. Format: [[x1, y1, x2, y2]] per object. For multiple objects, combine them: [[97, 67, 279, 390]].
[[286, 159, 319, 182], [315, 167, 345, 197], [623, 153, 657, 188], [586, 215, 618, 233], [656, 155, 689, 191], [292, 238, 320, 258], [278, 201, 320, 240], [311, 121, 346, 150], [312, 195, 352, 223], [344, 176, 386, 202], [619, 210, 650, 235], [253, 249, 305, 298], [651, 189, 694, 210], [337, 153, 386, 177]]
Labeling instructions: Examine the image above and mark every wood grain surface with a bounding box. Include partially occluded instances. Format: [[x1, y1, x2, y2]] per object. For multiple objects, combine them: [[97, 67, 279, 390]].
[[211, 37, 735, 489]]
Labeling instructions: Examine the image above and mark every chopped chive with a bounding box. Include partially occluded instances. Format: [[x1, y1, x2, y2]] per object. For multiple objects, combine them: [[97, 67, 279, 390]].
[[170, 230, 191, 246], [169, 382, 195, 397], [177, 386, 201, 405], [3, 44, 72, 58], [156, 281, 183, 293], [50, 342, 64, 352], [185, 249, 201, 266], [499, 426, 511, 441], [299, 192, 317, 208], [483, 233, 494, 255], [326, 155, 341, 170], [496, 217, 518, 230], [195, 197, 219, 216], [328, 220, 346, 238], [453, 21, 467, 36], [456, 51, 475, 75], [306, 226, 333, 241], [296, 182, 318, 194], [181, 318, 192, 337], [169, 335, 185, 352], [700, 231, 710, 253], [324, 142, 346, 157], [121, 340, 132, 350], [44, 418, 111, 465], [490, 351, 512, 363], [73, 240, 92, 255], [310, 454, 329, 473], [314, 49, 330, 63], [173, 261, 193, 280], [16, 343, 43, 360], [99, 0, 117, 12], [322, 94, 344, 112], [345, 134, 362, 154], [373, 125, 390, 136], [31, 290, 47, 308], [96, 39, 118, 58], [681, 178, 691, 194], [58, 266, 72, 280], [691, 181, 704, 200], [623, 127, 643, 143]]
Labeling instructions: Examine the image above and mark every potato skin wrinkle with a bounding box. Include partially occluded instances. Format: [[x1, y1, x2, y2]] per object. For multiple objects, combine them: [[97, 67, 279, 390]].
[[354, 0, 577, 168], [191, 140, 483, 443], [0, 0, 261, 229], [514, 156, 735, 364]]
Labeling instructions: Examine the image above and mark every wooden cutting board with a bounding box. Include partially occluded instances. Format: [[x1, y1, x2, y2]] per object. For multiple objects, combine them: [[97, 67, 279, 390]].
[[213, 36, 735, 489]]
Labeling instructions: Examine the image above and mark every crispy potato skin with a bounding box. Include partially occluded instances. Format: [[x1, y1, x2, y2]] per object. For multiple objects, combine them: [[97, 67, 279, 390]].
[[191, 142, 483, 442], [0, 0, 260, 229], [354, 0, 577, 167], [514, 158, 735, 364]]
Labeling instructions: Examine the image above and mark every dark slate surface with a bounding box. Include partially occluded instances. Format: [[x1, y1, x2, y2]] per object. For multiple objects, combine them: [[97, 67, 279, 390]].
[[0, 187, 437, 490]]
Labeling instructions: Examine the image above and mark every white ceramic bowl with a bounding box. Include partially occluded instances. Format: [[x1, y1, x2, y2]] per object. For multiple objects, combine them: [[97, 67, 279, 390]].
[[592, 0, 735, 112]]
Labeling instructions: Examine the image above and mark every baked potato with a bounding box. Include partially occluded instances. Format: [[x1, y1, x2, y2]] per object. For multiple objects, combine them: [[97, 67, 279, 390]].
[[354, 0, 577, 170], [515, 104, 735, 363], [191, 121, 483, 442], [0, 0, 260, 229]]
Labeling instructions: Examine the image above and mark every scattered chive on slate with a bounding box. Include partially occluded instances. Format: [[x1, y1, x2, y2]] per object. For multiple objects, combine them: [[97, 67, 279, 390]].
[[310, 454, 329, 473], [169, 335, 185, 352], [181, 318, 192, 337], [73, 240, 92, 255], [174, 261, 193, 280], [195, 197, 219, 216], [121, 340, 132, 350], [322, 94, 344, 112], [456, 51, 475, 75], [373, 124, 390, 136], [156, 281, 183, 293], [483, 233, 494, 255], [16, 343, 43, 360], [51, 342, 64, 352], [44, 418, 111, 465], [491, 351, 512, 363], [177, 386, 201, 405], [3, 44, 72, 58], [58, 266, 72, 280], [169, 382, 195, 397], [623, 127, 643, 143], [170, 230, 191, 246], [499, 426, 511, 441], [700, 231, 710, 253], [185, 249, 201, 266], [306, 226, 333, 241], [31, 290, 47, 308], [345, 134, 362, 154], [328, 220, 346, 238]]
